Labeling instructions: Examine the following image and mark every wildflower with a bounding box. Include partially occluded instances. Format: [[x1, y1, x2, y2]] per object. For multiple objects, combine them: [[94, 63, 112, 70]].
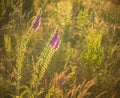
[[54, 38, 60, 51], [33, 15, 41, 31], [50, 29, 61, 51]]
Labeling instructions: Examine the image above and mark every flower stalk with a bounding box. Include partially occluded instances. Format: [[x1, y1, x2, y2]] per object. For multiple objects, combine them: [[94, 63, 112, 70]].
[[15, 9, 42, 98], [32, 28, 61, 97]]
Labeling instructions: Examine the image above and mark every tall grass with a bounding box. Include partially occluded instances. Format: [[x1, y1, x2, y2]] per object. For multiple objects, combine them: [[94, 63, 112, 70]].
[[0, 0, 120, 98]]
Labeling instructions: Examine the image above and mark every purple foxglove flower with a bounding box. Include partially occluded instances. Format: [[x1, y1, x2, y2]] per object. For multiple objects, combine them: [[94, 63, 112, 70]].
[[50, 29, 59, 46], [50, 29, 61, 51], [54, 37, 60, 51], [33, 15, 41, 31]]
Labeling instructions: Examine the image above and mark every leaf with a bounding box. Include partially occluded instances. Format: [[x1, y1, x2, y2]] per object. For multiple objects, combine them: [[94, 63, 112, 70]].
[[19, 85, 29, 90], [20, 90, 28, 98]]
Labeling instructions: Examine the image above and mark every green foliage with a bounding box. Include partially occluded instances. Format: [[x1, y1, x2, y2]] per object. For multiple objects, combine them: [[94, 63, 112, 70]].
[[0, 0, 120, 98], [4, 34, 11, 55]]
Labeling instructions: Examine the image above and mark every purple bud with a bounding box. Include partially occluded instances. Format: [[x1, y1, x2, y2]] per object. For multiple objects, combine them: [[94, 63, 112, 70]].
[[50, 29, 59, 46], [50, 29, 61, 51], [33, 15, 41, 31], [54, 38, 60, 51]]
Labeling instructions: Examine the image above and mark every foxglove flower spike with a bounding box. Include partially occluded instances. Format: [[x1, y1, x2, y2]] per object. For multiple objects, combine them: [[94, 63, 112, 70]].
[[50, 29, 61, 51], [33, 15, 41, 31]]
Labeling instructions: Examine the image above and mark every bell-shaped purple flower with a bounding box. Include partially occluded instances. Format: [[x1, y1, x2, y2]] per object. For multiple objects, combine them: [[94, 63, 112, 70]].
[[50, 29, 61, 51], [54, 37, 60, 51], [33, 15, 41, 31]]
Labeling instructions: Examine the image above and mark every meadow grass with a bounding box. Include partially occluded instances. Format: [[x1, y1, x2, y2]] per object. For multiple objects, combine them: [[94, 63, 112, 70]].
[[0, 0, 120, 98]]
